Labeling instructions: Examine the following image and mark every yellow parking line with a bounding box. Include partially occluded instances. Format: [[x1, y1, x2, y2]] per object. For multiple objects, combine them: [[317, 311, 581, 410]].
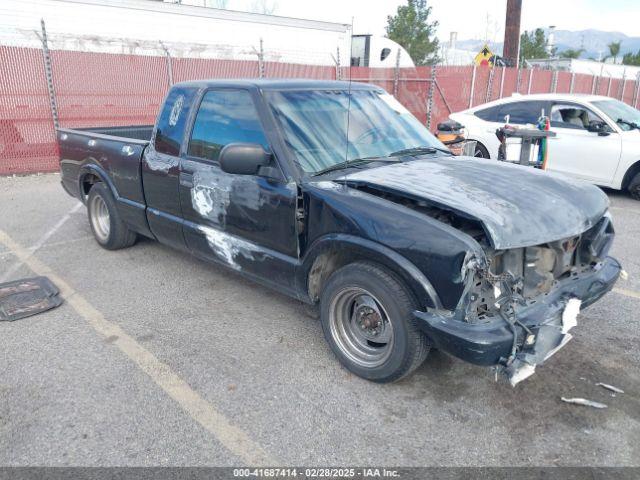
[[0, 229, 276, 466], [613, 287, 640, 300]]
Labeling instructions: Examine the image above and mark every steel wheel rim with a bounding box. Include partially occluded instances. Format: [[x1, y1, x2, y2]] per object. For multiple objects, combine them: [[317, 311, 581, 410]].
[[328, 287, 394, 368], [90, 194, 110, 242]]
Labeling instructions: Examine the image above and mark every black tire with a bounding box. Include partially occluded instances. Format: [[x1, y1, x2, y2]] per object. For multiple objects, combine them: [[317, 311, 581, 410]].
[[628, 172, 640, 201], [87, 183, 137, 250], [474, 142, 490, 158], [320, 261, 430, 383]]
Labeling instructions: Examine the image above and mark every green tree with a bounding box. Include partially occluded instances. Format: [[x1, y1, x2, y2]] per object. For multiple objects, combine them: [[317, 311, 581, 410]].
[[559, 48, 584, 59], [519, 28, 549, 63], [386, 0, 440, 66], [623, 50, 640, 66], [607, 41, 622, 62]]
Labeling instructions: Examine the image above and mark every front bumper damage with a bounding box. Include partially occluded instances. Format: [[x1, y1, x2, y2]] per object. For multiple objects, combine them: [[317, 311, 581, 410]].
[[413, 256, 621, 385]]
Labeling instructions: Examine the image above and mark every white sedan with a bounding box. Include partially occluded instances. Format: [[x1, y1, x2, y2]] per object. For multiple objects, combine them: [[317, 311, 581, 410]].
[[449, 93, 640, 199]]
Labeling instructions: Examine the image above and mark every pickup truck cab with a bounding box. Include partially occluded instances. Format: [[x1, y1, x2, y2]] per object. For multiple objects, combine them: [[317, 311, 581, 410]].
[[58, 80, 621, 385]]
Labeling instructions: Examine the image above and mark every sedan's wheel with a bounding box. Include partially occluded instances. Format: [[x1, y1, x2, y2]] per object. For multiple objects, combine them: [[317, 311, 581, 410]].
[[628, 172, 640, 201], [87, 182, 137, 250], [320, 262, 430, 383], [474, 143, 490, 158]]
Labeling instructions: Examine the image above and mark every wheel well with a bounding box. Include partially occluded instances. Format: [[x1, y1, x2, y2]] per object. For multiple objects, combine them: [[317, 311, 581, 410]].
[[306, 248, 423, 307], [622, 160, 640, 190], [81, 173, 101, 199]]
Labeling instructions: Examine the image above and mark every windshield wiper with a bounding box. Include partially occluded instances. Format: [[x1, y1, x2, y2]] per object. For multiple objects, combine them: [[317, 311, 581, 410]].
[[388, 146, 452, 157], [312, 157, 401, 176], [617, 118, 640, 130]]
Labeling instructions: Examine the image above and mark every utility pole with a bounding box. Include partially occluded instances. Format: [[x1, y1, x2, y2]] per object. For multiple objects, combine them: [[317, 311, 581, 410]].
[[503, 0, 522, 68]]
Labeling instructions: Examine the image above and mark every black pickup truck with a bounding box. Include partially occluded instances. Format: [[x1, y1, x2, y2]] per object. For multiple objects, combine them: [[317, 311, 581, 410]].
[[58, 79, 621, 385]]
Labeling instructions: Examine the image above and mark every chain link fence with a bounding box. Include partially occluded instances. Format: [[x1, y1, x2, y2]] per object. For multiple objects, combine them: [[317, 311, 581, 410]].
[[2, 20, 640, 175]]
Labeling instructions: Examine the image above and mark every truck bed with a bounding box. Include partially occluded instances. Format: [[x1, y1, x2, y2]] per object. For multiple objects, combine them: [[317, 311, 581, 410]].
[[72, 125, 154, 142], [58, 125, 154, 237]]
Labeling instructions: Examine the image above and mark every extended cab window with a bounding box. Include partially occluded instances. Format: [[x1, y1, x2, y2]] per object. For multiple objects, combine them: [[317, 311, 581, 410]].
[[188, 89, 268, 162], [154, 87, 197, 156]]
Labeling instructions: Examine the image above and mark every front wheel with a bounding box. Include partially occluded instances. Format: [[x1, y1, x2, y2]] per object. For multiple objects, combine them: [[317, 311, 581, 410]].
[[320, 262, 430, 383], [87, 183, 137, 250], [628, 172, 640, 200]]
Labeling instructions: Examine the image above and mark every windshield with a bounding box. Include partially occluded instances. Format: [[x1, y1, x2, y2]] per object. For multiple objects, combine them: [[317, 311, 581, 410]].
[[266, 89, 447, 174], [592, 99, 640, 131]]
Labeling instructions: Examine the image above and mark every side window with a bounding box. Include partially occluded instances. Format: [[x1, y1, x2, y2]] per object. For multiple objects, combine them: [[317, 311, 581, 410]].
[[188, 89, 269, 162], [550, 103, 604, 130], [155, 87, 197, 156], [500, 101, 547, 125], [380, 48, 391, 61], [474, 105, 503, 122]]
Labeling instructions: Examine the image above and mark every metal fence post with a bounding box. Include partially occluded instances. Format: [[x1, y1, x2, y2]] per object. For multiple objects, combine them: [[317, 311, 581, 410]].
[[551, 69, 558, 93], [499, 66, 506, 99], [334, 46, 341, 81], [485, 67, 495, 103], [253, 38, 265, 78], [633, 73, 640, 108], [425, 64, 436, 131], [620, 69, 626, 100], [393, 49, 401, 97], [39, 19, 59, 130], [516, 68, 522, 93], [159, 41, 174, 87], [527, 68, 533, 94], [569, 72, 575, 93], [606, 76, 612, 97], [468, 65, 476, 108]]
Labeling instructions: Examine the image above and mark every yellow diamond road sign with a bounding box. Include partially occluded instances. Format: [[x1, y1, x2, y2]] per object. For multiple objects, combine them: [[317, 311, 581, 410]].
[[474, 44, 493, 66]]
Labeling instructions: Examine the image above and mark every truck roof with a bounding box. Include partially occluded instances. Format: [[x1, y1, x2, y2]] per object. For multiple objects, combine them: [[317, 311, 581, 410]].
[[173, 79, 381, 91]]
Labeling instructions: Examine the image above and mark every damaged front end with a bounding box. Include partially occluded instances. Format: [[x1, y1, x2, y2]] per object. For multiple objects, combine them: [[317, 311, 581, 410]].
[[415, 213, 621, 386]]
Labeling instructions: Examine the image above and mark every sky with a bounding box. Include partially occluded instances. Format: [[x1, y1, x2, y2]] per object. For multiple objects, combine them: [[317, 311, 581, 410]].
[[217, 0, 640, 41]]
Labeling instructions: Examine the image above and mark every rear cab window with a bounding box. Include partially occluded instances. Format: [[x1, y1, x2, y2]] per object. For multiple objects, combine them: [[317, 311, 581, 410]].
[[187, 89, 269, 162], [154, 86, 198, 156]]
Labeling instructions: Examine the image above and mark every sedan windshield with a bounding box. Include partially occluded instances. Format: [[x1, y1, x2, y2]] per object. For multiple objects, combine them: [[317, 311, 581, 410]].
[[592, 99, 640, 131], [266, 89, 447, 174]]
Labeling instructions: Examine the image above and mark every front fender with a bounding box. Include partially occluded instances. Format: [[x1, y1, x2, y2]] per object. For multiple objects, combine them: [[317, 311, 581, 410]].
[[297, 233, 443, 310]]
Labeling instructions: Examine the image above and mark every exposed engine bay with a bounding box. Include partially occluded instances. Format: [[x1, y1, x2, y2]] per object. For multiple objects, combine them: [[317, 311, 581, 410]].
[[349, 182, 618, 385]]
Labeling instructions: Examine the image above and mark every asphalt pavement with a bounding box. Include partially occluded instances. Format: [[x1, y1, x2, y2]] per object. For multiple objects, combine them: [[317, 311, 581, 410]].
[[0, 173, 638, 466]]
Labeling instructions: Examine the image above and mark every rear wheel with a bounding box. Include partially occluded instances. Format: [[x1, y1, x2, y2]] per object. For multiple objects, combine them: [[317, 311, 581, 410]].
[[474, 142, 490, 158], [320, 262, 430, 383], [87, 183, 137, 250], [628, 172, 640, 200]]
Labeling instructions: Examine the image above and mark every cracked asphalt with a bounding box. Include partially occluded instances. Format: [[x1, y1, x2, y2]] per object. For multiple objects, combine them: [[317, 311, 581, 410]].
[[0, 173, 639, 466]]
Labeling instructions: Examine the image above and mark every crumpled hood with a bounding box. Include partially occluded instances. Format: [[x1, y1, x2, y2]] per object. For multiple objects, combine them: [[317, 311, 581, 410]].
[[344, 157, 609, 249]]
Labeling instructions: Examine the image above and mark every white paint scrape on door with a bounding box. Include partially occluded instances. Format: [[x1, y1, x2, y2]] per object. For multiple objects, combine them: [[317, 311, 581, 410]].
[[197, 225, 258, 270]]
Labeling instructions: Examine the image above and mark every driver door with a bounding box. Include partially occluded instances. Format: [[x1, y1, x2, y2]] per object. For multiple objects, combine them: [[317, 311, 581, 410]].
[[546, 102, 622, 185], [178, 88, 299, 292]]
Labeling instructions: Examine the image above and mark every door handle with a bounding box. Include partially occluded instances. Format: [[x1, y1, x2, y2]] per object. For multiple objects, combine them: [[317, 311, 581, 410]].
[[179, 172, 193, 188]]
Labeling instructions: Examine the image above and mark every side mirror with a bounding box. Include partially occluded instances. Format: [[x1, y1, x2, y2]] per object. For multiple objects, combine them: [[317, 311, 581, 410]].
[[587, 121, 610, 136], [219, 143, 272, 176]]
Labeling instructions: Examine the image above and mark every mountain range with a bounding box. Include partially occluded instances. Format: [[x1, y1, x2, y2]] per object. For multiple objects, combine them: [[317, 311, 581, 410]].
[[453, 28, 640, 60]]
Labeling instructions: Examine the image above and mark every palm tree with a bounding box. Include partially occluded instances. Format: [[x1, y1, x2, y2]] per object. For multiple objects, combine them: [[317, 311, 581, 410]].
[[560, 48, 584, 59], [608, 41, 622, 62]]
